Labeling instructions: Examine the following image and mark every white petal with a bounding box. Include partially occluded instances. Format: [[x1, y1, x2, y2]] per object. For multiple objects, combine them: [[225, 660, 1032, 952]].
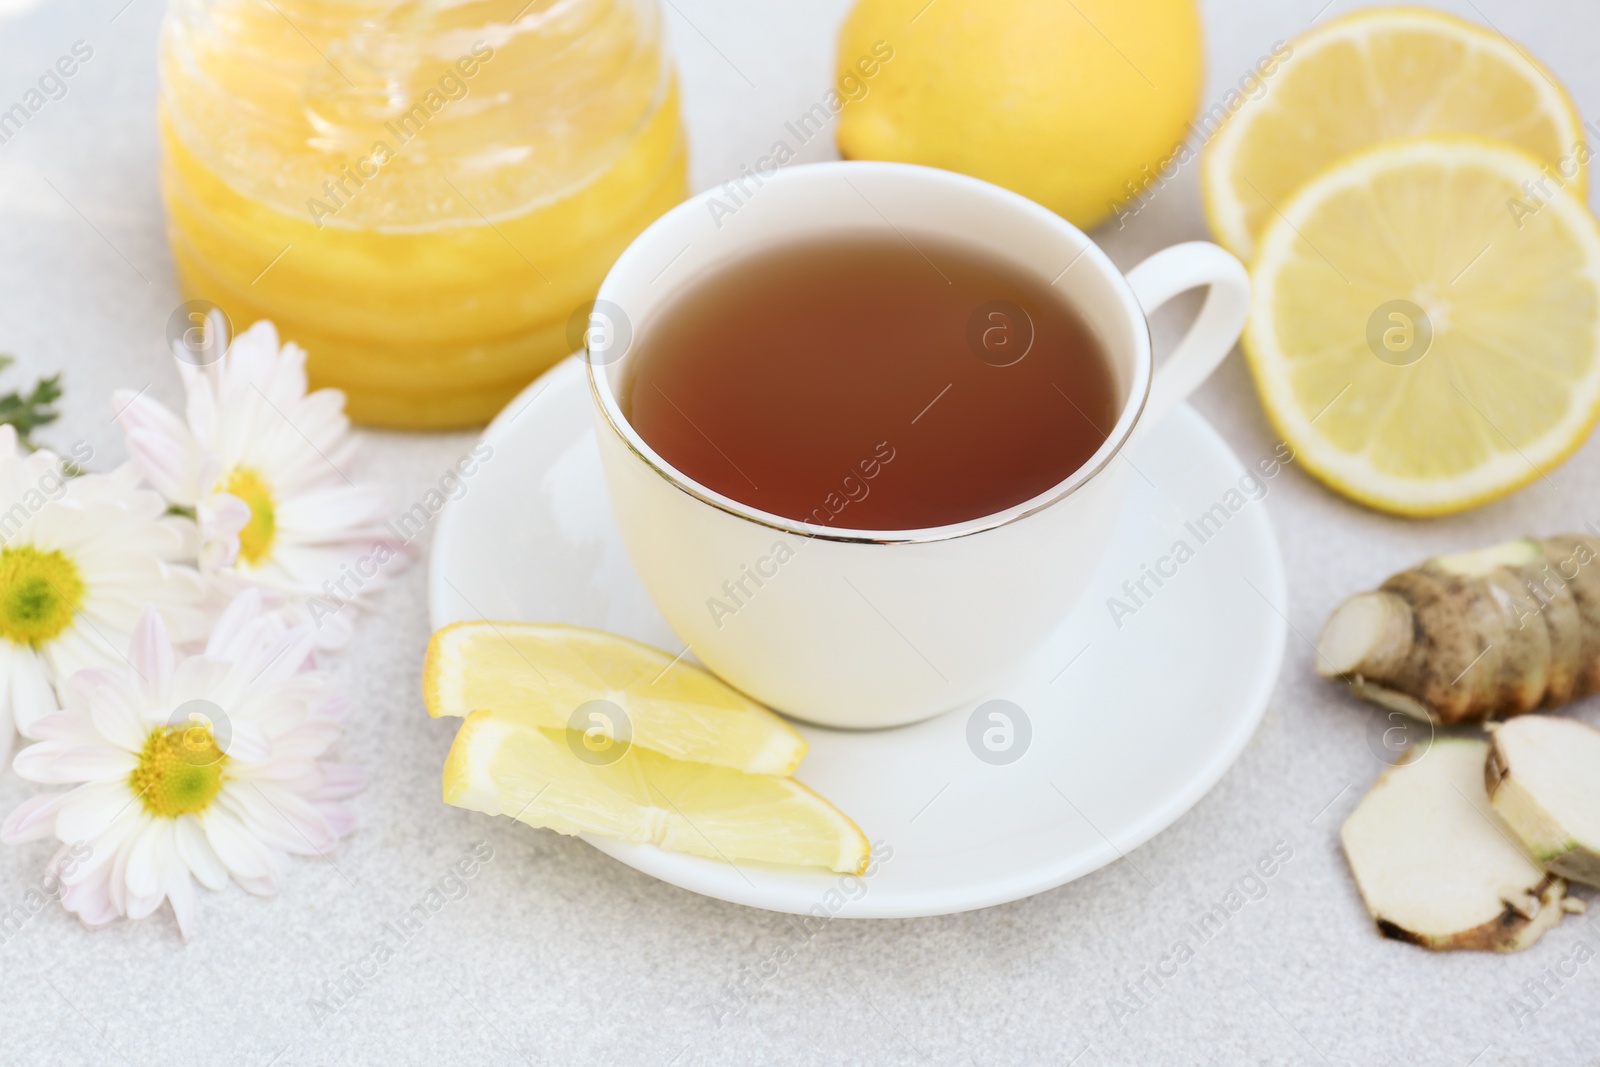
[[8, 643, 62, 737], [126, 886, 165, 922], [114, 387, 204, 503], [60, 814, 138, 886], [317, 802, 357, 842], [120, 426, 203, 508], [175, 813, 228, 891], [12, 740, 77, 783], [127, 609, 174, 704], [65, 667, 128, 710], [200, 806, 275, 881], [233, 845, 291, 897], [152, 596, 211, 646], [26, 710, 98, 742], [169, 656, 234, 712], [0, 680, 12, 768], [231, 873, 282, 897], [307, 762, 366, 801], [156, 514, 201, 562], [199, 492, 248, 570], [248, 760, 316, 784], [274, 483, 389, 539], [55, 781, 139, 843], [183, 368, 220, 458], [0, 644, 13, 744], [255, 719, 340, 762], [28, 498, 116, 555], [40, 624, 122, 689], [61, 860, 121, 927], [71, 519, 187, 572], [123, 819, 164, 902], [204, 589, 264, 659], [247, 625, 316, 684], [165, 853, 198, 940], [15, 740, 138, 783], [221, 782, 334, 855], [108, 823, 132, 915], [1, 790, 69, 843], [88, 685, 148, 753], [222, 720, 270, 763]]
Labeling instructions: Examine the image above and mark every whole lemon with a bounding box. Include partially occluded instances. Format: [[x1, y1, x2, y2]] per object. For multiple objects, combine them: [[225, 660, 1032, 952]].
[[835, 0, 1204, 229]]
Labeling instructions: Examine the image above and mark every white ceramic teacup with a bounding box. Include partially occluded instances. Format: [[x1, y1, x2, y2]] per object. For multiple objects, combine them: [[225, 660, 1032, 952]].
[[586, 161, 1249, 729]]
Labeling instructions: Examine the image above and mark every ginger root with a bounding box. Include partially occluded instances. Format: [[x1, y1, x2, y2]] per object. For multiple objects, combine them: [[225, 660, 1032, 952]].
[[1317, 535, 1600, 723]]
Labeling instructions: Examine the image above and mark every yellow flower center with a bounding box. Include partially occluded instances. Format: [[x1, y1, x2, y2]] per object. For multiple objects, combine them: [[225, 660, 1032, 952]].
[[0, 545, 84, 645], [225, 467, 276, 565], [129, 724, 228, 817]]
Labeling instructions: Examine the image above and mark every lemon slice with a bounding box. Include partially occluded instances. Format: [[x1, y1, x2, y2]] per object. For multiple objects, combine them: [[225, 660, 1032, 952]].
[[1203, 6, 1586, 260], [424, 621, 806, 776], [444, 711, 870, 874], [1245, 135, 1600, 516]]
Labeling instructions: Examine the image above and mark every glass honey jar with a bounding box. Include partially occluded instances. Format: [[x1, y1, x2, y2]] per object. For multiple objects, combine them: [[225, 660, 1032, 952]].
[[159, 0, 687, 427]]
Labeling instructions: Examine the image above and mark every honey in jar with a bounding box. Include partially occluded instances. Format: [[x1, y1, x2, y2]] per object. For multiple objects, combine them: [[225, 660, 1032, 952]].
[[159, 0, 687, 427]]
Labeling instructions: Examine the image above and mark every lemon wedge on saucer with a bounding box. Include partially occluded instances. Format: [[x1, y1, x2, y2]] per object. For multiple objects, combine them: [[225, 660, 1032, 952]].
[[1244, 135, 1600, 516], [424, 621, 806, 776], [443, 711, 869, 874], [1202, 6, 1586, 261]]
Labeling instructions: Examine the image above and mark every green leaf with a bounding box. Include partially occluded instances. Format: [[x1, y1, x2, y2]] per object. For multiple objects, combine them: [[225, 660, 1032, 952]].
[[0, 356, 63, 451]]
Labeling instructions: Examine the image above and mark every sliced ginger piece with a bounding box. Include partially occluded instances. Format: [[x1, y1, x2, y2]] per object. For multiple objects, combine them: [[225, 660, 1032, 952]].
[[1341, 738, 1566, 952], [1487, 715, 1600, 887]]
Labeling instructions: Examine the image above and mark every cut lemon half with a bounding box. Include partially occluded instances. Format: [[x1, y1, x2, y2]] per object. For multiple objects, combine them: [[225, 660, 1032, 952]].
[[1245, 136, 1600, 516], [444, 711, 869, 874], [1203, 6, 1586, 260], [424, 621, 807, 776]]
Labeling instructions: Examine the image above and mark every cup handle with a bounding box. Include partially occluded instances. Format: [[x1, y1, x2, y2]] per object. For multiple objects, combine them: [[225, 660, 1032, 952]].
[[1124, 241, 1251, 431]]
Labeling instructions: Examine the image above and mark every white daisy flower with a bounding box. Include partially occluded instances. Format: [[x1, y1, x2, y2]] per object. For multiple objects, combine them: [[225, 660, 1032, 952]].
[[0, 425, 206, 753], [1, 591, 363, 938], [112, 315, 404, 649]]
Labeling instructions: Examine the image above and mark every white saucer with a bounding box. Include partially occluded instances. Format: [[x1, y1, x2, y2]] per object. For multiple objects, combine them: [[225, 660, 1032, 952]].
[[429, 358, 1286, 918]]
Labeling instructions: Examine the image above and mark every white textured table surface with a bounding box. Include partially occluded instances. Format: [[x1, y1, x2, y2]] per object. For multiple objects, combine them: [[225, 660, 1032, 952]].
[[2, 1, 1599, 1064]]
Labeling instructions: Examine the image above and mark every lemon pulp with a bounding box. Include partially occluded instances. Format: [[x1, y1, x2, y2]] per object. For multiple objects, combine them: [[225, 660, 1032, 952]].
[[1244, 136, 1600, 515], [423, 621, 808, 776], [1202, 6, 1586, 260], [444, 711, 868, 874]]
